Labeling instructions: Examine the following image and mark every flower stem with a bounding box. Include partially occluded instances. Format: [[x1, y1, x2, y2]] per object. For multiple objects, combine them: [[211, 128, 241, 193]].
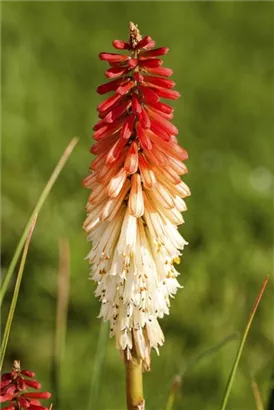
[[125, 358, 145, 410]]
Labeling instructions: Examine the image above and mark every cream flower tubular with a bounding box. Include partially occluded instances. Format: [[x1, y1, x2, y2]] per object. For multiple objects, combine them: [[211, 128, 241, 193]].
[[83, 22, 190, 370]]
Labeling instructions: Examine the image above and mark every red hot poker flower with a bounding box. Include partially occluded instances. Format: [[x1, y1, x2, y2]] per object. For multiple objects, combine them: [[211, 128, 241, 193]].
[[0, 360, 51, 410], [83, 22, 190, 370]]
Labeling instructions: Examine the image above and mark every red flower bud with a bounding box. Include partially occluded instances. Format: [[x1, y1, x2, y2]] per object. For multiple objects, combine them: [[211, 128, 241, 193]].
[[134, 35, 155, 50], [22, 392, 51, 400], [140, 47, 169, 57], [24, 380, 41, 390], [112, 40, 130, 50], [1, 374, 13, 382], [99, 52, 129, 63], [0, 393, 14, 403], [105, 66, 129, 79], [18, 397, 30, 408], [21, 370, 35, 378], [146, 66, 173, 77]]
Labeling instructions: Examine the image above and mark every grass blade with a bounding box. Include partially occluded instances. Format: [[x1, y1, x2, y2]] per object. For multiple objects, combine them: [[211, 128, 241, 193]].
[[0, 137, 78, 304], [51, 238, 70, 409], [165, 375, 181, 410], [163, 333, 238, 410], [88, 321, 109, 410], [251, 377, 264, 410], [179, 332, 238, 377], [0, 214, 37, 371], [220, 276, 269, 410]]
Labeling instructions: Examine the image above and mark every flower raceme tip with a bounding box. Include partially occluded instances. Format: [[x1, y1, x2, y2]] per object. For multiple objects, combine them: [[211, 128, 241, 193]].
[[83, 22, 190, 370], [0, 360, 51, 410]]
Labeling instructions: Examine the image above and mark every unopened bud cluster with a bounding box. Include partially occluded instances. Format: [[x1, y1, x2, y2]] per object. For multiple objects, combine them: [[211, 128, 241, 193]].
[[0, 360, 51, 410]]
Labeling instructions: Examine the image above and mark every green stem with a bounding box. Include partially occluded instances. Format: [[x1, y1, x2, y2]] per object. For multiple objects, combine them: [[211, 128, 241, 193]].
[[0, 214, 37, 371], [125, 358, 145, 410], [0, 137, 78, 304], [220, 276, 269, 410]]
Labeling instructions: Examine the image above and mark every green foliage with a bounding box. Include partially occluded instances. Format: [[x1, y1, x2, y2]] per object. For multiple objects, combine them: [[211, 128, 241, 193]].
[[1, 2, 273, 409]]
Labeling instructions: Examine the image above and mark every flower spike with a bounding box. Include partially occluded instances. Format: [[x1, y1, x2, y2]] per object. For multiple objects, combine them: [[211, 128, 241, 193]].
[[83, 22, 190, 370]]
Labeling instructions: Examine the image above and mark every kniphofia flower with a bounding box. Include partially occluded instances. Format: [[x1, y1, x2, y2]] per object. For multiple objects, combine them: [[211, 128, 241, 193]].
[[83, 22, 190, 371], [0, 360, 51, 410]]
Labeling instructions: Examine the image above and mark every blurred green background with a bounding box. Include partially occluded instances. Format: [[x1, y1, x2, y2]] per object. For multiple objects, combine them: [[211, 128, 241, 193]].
[[1, 2, 273, 409]]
